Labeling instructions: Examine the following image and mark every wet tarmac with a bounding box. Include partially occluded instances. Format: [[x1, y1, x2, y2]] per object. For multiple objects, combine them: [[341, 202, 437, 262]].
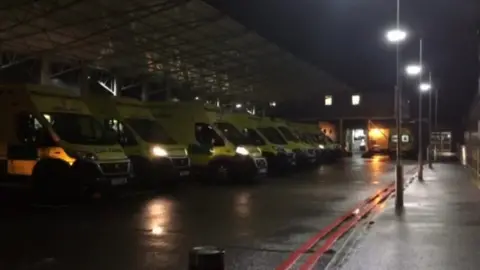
[[338, 163, 480, 270], [0, 156, 416, 270]]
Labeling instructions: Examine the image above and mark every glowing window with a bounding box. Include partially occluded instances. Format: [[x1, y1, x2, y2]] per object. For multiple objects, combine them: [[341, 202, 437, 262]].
[[352, 94, 360, 105], [401, 135, 409, 142], [325, 95, 332, 106]]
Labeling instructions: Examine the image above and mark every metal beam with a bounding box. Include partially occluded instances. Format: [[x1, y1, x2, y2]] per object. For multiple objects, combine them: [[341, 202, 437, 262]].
[[0, 0, 85, 33], [121, 82, 141, 91], [98, 80, 115, 95], [50, 65, 81, 78], [0, 0, 177, 43], [0, 57, 32, 69], [79, 62, 90, 95], [5, 1, 183, 58], [40, 55, 51, 85]]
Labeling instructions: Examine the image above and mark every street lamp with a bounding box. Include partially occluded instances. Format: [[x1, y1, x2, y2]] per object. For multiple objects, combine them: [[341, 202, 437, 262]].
[[384, 0, 405, 213], [417, 39, 425, 181], [405, 39, 426, 180], [427, 73, 434, 168], [419, 82, 432, 92], [403, 39, 427, 180], [385, 29, 407, 43], [405, 64, 423, 76]]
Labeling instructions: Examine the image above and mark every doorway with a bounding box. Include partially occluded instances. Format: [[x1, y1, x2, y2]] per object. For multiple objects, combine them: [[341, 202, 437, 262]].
[[431, 131, 452, 153], [349, 129, 366, 153]]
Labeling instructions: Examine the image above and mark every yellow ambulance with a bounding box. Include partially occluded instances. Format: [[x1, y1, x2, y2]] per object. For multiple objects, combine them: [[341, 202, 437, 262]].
[[0, 85, 131, 200], [219, 112, 297, 173], [148, 101, 267, 182], [84, 95, 190, 187], [261, 118, 318, 167]]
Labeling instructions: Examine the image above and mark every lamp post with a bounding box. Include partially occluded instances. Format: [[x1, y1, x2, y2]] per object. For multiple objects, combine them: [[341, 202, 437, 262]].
[[405, 39, 426, 181], [435, 81, 438, 133], [418, 39, 424, 181], [385, 0, 407, 211], [434, 77, 438, 160], [418, 80, 432, 177], [427, 72, 433, 168]]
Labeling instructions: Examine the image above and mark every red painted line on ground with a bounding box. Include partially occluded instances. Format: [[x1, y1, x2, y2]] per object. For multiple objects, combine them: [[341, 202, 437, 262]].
[[276, 165, 418, 270], [275, 183, 394, 270], [299, 185, 395, 270]]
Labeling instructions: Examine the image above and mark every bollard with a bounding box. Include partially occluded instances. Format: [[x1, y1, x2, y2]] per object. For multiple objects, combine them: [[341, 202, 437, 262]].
[[427, 145, 432, 169], [477, 149, 479, 178], [189, 246, 225, 270]]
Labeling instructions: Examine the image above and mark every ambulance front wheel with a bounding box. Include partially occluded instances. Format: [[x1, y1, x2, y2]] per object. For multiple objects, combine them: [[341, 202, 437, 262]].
[[32, 159, 81, 203]]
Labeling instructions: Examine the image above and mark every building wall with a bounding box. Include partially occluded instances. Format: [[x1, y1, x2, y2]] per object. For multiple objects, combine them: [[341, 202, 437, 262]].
[[462, 31, 480, 162], [276, 91, 410, 121], [317, 92, 410, 120], [465, 96, 480, 147], [462, 95, 480, 166]]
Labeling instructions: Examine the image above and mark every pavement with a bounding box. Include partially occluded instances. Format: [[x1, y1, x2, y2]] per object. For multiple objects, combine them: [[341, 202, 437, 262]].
[[336, 162, 480, 270], [0, 156, 417, 270]]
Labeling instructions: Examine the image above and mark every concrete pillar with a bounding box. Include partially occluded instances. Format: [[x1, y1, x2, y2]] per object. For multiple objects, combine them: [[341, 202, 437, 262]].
[[366, 119, 370, 152], [79, 62, 89, 96], [40, 55, 51, 85], [182, 66, 190, 84], [339, 119, 344, 148], [164, 73, 172, 101], [141, 82, 148, 101]]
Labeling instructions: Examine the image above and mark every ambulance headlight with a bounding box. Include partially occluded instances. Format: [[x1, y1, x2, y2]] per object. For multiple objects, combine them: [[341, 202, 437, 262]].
[[152, 146, 168, 157], [235, 146, 249, 156]]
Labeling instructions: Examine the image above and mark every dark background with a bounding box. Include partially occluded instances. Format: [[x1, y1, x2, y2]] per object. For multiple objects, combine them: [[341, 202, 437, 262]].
[[208, 0, 480, 129]]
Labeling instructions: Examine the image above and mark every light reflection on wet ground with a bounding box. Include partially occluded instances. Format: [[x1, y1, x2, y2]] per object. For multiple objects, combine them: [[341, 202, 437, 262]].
[[0, 156, 414, 270]]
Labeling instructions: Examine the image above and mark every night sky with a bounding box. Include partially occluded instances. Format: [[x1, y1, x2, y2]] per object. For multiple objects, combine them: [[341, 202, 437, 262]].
[[208, 0, 479, 128]]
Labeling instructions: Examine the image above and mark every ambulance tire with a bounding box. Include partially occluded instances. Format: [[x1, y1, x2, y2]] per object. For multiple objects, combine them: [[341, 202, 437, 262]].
[[130, 156, 155, 189], [69, 160, 101, 198], [32, 159, 77, 204], [208, 159, 232, 184]]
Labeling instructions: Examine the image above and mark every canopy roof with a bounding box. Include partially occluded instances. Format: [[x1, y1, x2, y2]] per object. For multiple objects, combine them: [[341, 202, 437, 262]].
[[0, 0, 352, 101]]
